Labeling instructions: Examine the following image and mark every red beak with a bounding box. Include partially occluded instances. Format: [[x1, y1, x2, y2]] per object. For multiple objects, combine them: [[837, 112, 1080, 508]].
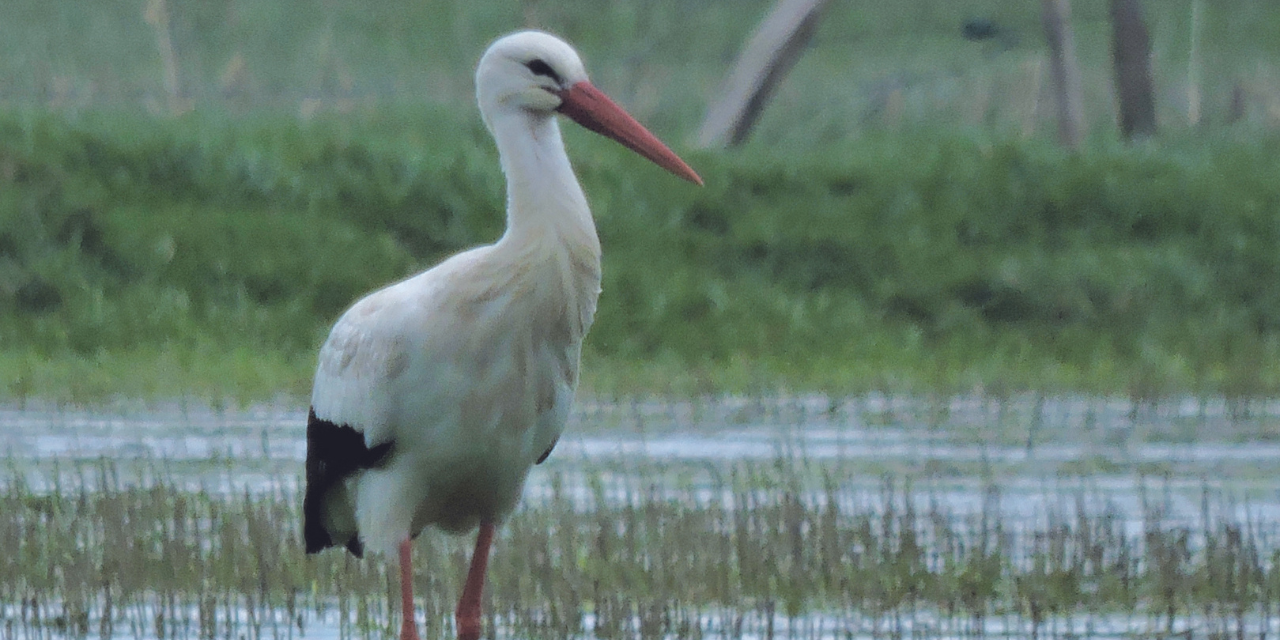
[[556, 81, 703, 186]]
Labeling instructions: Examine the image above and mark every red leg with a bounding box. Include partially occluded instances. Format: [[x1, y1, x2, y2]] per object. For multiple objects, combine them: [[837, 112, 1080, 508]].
[[455, 521, 495, 640], [399, 538, 421, 640]]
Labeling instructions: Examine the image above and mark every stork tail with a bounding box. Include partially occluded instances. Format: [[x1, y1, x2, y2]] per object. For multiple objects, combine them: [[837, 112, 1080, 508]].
[[303, 408, 394, 556]]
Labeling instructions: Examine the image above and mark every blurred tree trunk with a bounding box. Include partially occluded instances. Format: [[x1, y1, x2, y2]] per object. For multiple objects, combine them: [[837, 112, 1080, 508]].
[[1228, 83, 1247, 124], [1186, 0, 1203, 126], [144, 0, 186, 114], [1041, 0, 1084, 148], [1110, 0, 1156, 139], [697, 0, 830, 148]]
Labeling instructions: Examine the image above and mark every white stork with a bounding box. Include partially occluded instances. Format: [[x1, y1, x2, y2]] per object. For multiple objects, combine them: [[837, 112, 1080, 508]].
[[301, 30, 701, 640]]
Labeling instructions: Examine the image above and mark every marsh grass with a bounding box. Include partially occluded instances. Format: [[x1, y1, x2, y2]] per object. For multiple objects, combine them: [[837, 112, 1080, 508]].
[[3, 457, 1278, 640], [6, 108, 1280, 404]]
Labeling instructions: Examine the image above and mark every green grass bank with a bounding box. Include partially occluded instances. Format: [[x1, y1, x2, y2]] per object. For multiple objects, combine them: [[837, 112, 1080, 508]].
[[3, 109, 1280, 402]]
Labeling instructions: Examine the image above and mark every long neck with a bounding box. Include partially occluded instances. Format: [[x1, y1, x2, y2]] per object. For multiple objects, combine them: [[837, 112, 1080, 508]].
[[491, 110, 600, 256]]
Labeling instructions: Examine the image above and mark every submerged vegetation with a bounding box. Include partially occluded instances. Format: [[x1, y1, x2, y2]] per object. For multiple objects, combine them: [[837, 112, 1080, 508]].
[[2, 457, 1279, 640], [3, 109, 1280, 401], [3, 395, 1279, 638]]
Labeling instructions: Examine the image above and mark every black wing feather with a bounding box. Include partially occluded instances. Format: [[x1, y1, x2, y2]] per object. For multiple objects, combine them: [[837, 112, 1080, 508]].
[[303, 408, 393, 556], [536, 436, 559, 464]]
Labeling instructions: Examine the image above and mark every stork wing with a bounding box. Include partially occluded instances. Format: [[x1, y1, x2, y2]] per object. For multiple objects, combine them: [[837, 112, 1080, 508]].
[[309, 297, 412, 447], [303, 286, 419, 554]]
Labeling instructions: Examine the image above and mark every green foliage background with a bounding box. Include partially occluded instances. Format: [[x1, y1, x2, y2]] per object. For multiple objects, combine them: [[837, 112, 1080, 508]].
[[2, 0, 1280, 401], [5, 109, 1280, 400]]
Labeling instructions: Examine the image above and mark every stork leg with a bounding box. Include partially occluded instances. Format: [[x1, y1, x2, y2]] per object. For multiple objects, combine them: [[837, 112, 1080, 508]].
[[455, 521, 495, 640], [399, 538, 421, 640]]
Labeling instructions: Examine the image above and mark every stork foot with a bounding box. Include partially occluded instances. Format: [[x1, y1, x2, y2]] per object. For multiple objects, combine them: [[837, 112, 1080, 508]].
[[400, 619, 422, 640], [456, 617, 481, 640]]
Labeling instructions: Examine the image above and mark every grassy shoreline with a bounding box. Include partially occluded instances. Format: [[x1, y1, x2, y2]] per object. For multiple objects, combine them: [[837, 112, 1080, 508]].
[[4, 110, 1280, 403]]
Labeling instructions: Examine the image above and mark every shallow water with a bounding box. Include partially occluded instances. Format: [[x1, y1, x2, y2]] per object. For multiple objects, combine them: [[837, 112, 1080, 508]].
[[3, 395, 1279, 524], [4, 601, 1278, 640], [3, 395, 1279, 640], [4, 392, 1278, 457]]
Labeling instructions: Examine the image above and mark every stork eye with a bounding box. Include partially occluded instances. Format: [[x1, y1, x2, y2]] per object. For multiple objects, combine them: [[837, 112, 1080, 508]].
[[525, 59, 562, 83]]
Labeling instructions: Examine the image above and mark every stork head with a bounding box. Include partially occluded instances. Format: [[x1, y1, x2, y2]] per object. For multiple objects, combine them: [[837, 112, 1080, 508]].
[[476, 30, 702, 185], [476, 31, 587, 118]]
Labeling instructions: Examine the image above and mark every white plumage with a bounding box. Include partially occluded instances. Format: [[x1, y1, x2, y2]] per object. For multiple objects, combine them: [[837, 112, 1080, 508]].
[[311, 234, 595, 551], [301, 30, 700, 640]]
